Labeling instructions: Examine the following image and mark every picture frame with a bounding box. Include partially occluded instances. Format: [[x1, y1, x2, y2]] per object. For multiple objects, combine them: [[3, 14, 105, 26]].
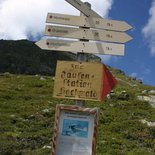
[[51, 104, 99, 155]]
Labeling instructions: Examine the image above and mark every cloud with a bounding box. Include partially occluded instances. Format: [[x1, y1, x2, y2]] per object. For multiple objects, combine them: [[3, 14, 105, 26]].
[[142, 0, 155, 56], [0, 0, 113, 40]]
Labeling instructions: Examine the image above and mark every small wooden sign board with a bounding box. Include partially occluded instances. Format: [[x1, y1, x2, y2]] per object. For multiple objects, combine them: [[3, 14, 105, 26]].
[[46, 12, 132, 32], [53, 61, 104, 101], [45, 25, 132, 43], [36, 39, 125, 56], [51, 104, 99, 155]]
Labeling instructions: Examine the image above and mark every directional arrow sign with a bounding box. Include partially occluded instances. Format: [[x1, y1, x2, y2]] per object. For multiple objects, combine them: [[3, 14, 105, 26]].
[[46, 13, 132, 32], [35, 39, 125, 56], [45, 25, 132, 43], [65, 0, 102, 18]]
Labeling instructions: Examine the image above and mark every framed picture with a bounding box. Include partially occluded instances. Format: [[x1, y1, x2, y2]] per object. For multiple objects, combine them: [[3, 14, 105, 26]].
[[51, 104, 99, 155]]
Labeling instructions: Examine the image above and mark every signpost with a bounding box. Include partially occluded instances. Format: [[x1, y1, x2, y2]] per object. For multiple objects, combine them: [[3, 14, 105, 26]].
[[35, 0, 133, 154], [36, 39, 125, 56], [36, 6, 132, 56], [65, 0, 102, 18], [46, 12, 132, 32], [45, 25, 132, 43], [53, 61, 104, 101], [36, 0, 132, 56]]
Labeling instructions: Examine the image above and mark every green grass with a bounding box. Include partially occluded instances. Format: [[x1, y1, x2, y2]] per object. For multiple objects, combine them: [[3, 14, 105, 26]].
[[0, 73, 155, 155]]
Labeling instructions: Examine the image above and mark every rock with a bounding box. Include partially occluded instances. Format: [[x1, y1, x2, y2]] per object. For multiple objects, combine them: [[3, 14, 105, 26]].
[[107, 91, 115, 100], [137, 95, 155, 108], [149, 90, 155, 94], [118, 91, 129, 100], [107, 94, 111, 100], [10, 114, 16, 118], [137, 96, 150, 102], [116, 69, 125, 75], [10, 114, 18, 124], [137, 79, 143, 84], [109, 104, 114, 107], [121, 90, 127, 93], [140, 119, 155, 127], [29, 115, 35, 119], [42, 109, 50, 113], [48, 101, 53, 104], [137, 96, 144, 101], [142, 90, 148, 95], [3, 72, 12, 77], [43, 145, 51, 149], [107, 90, 130, 100], [131, 77, 136, 81], [40, 77, 46, 81]]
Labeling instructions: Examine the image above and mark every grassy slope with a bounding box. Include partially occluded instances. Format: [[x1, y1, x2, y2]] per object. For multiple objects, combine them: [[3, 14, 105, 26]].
[[0, 72, 155, 155]]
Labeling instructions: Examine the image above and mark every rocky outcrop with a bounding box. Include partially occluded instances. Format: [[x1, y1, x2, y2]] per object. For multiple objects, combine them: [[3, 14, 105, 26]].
[[137, 90, 155, 108], [140, 119, 155, 127], [107, 90, 130, 100]]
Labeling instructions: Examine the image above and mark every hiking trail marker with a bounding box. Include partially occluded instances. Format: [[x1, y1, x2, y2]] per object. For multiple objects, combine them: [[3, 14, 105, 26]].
[[36, 39, 125, 56], [36, 0, 132, 56], [44, 25, 132, 43], [53, 61, 104, 101], [46, 12, 132, 32], [35, 0, 133, 155]]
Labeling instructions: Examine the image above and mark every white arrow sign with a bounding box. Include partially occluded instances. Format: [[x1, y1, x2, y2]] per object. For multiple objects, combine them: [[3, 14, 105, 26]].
[[46, 13, 132, 32], [45, 25, 132, 43], [35, 39, 125, 56]]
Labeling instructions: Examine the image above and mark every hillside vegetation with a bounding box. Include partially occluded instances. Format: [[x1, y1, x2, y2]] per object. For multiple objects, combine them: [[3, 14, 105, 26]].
[[0, 71, 155, 155], [0, 40, 155, 155], [0, 40, 75, 75]]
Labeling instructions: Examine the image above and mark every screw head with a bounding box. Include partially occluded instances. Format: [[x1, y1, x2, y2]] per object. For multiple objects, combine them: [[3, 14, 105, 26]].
[[48, 28, 51, 32]]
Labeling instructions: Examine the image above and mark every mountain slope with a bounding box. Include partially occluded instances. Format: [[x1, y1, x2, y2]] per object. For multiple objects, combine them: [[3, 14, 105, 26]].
[[0, 71, 155, 155], [0, 40, 75, 75], [0, 40, 155, 155]]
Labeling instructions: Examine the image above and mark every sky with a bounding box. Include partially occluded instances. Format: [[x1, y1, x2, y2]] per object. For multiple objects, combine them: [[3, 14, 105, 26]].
[[0, 0, 155, 86]]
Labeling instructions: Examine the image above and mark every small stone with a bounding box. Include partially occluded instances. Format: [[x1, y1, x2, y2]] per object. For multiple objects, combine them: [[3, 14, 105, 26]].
[[10, 114, 16, 118], [149, 90, 155, 94], [42, 109, 50, 113], [40, 77, 46, 81], [140, 119, 155, 127], [142, 90, 148, 94], [43, 145, 51, 149]]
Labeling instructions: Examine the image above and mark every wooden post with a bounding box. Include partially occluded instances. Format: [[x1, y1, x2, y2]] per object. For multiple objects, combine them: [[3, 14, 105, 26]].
[[76, 2, 91, 107]]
